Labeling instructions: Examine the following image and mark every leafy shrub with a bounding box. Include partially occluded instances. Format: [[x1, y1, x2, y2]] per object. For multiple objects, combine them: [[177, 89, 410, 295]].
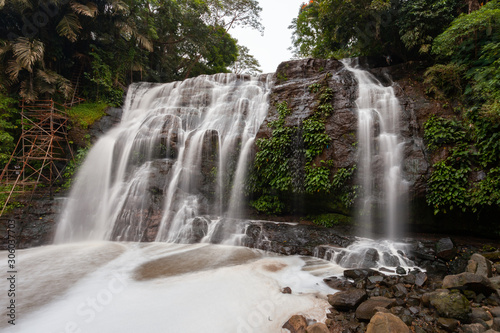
[[251, 195, 284, 215], [423, 63, 465, 99]]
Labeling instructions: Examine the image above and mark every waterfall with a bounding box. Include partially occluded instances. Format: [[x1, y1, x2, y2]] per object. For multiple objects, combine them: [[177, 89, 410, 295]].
[[342, 59, 408, 239], [55, 73, 273, 243]]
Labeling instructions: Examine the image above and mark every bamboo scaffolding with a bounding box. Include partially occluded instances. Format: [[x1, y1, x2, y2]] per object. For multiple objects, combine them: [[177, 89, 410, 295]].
[[0, 99, 74, 217]]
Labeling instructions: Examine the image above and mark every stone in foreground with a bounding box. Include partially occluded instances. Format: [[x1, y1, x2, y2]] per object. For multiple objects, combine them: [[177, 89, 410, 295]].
[[328, 289, 368, 311], [366, 312, 409, 333], [356, 297, 396, 321], [283, 314, 308, 333]]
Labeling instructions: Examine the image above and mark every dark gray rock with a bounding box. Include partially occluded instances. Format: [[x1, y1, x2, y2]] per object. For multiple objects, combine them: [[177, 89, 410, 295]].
[[396, 266, 407, 275], [490, 307, 500, 317], [368, 276, 384, 284], [328, 289, 368, 311], [344, 268, 380, 280], [243, 221, 353, 256], [415, 272, 428, 287], [472, 307, 493, 322], [382, 252, 401, 267], [361, 248, 381, 268], [442, 273, 496, 296], [436, 237, 457, 260], [356, 297, 396, 321], [437, 317, 460, 332], [492, 317, 500, 330], [462, 323, 487, 333], [467, 253, 493, 278], [89, 107, 123, 141]]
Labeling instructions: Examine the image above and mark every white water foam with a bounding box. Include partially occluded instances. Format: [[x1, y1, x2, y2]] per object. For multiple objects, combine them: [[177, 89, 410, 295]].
[[0, 242, 336, 333], [55, 74, 272, 244], [342, 59, 408, 239]]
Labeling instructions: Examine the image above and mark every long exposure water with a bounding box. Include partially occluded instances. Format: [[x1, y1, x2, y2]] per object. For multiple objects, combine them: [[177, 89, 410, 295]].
[[55, 73, 272, 244], [342, 60, 408, 239], [4, 63, 416, 332]]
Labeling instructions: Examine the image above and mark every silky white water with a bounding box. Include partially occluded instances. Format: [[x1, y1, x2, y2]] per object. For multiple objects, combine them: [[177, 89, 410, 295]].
[[55, 74, 272, 243], [14, 64, 418, 333], [0, 242, 340, 333], [342, 60, 408, 239]]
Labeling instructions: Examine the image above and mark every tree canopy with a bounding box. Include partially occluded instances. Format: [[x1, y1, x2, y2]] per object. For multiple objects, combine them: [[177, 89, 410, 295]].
[[0, 0, 263, 103], [289, 0, 469, 60]]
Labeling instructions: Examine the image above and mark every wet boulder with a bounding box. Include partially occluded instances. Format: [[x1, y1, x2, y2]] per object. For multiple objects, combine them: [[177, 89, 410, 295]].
[[436, 237, 457, 260], [366, 312, 409, 333], [442, 272, 496, 296], [426, 289, 471, 322], [356, 297, 396, 321], [467, 253, 493, 278], [283, 315, 308, 333], [328, 289, 368, 311]]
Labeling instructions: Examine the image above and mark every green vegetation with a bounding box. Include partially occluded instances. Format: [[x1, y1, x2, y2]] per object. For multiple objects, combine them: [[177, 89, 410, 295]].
[[291, 0, 500, 222], [0, 184, 25, 213], [425, 109, 500, 214], [67, 102, 109, 129], [0, 94, 18, 165], [248, 82, 357, 222], [0, 0, 263, 103], [290, 0, 466, 60], [420, 1, 500, 216], [61, 145, 91, 190], [308, 213, 352, 228]]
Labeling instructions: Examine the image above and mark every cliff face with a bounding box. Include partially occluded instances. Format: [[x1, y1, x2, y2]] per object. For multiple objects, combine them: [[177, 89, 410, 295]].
[[261, 59, 358, 169], [256, 58, 457, 232]]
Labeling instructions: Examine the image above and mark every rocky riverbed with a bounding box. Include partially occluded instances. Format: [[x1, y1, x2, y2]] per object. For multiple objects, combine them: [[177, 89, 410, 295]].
[[2, 207, 500, 332], [282, 238, 500, 333]]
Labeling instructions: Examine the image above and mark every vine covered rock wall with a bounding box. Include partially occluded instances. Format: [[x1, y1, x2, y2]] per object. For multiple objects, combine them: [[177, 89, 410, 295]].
[[251, 58, 498, 236]]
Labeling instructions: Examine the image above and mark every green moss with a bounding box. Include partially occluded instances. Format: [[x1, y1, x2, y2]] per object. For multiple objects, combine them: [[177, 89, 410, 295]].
[[309, 213, 352, 228], [0, 185, 25, 213], [67, 102, 109, 129]]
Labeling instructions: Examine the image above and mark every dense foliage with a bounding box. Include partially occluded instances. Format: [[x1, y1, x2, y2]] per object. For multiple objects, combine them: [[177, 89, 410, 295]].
[[290, 0, 469, 60], [291, 0, 500, 223], [0, 0, 263, 104], [422, 1, 500, 216], [0, 0, 263, 175], [248, 81, 357, 218]]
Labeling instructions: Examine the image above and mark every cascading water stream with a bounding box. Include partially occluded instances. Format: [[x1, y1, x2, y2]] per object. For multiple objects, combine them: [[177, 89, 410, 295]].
[[342, 59, 408, 239], [55, 73, 273, 244]]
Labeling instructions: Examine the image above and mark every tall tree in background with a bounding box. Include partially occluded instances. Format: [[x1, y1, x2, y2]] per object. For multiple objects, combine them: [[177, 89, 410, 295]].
[[0, 0, 261, 102], [231, 44, 262, 76], [289, 0, 471, 60]]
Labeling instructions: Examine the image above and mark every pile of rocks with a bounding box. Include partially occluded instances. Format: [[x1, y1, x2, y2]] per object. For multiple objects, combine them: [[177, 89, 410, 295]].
[[283, 250, 500, 332]]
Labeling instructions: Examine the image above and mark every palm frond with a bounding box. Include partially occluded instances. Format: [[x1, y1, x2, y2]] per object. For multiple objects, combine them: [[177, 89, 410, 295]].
[[111, 0, 129, 14], [6, 60, 22, 81], [9, 0, 32, 10], [57, 13, 82, 42], [57, 76, 73, 99], [135, 33, 153, 52], [0, 40, 12, 58], [37, 69, 58, 84], [12, 37, 44, 72], [71, 1, 98, 17], [20, 79, 38, 102], [118, 22, 153, 52], [35, 78, 56, 96]]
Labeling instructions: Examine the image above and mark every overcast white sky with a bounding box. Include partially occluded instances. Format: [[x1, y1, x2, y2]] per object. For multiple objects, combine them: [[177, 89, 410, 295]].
[[231, 0, 306, 74]]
